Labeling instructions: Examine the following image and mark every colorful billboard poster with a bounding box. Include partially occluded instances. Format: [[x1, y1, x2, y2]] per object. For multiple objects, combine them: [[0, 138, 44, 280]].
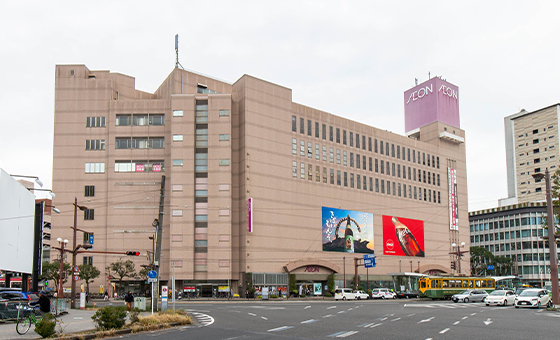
[[314, 283, 322, 295], [322, 207, 374, 254], [382, 215, 425, 257]]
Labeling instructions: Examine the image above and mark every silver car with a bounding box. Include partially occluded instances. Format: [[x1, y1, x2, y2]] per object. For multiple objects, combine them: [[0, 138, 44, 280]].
[[451, 290, 489, 303]]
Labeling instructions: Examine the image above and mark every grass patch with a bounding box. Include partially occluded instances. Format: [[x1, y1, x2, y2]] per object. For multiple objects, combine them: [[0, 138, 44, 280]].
[[137, 310, 192, 326]]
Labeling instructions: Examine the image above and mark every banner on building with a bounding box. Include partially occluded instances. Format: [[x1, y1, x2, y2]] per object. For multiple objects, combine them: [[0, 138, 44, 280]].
[[322, 207, 374, 253], [382, 215, 425, 257], [448, 168, 458, 230]]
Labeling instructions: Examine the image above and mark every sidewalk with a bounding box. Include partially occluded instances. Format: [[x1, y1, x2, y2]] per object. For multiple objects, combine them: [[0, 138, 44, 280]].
[[0, 308, 96, 340]]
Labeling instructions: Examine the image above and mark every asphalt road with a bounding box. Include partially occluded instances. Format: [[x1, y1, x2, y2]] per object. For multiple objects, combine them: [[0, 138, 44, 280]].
[[107, 299, 560, 340]]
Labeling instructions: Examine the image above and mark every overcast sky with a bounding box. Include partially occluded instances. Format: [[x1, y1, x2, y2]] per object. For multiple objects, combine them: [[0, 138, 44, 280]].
[[1, 1, 559, 212]]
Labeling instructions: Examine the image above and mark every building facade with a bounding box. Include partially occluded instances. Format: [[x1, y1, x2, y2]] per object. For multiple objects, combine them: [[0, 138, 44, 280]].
[[469, 203, 560, 287], [503, 104, 560, 205], [51, 65, 468, 296]]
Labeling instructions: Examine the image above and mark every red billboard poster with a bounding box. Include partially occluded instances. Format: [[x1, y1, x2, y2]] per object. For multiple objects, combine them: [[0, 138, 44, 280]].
[[382, 215, 425, 257]]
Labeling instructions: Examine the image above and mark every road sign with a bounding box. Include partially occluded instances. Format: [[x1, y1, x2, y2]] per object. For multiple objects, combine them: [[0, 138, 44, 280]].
[[74, 266, 79, 272], [148, 270, 157, 279], [363, 254, 376, 268], [487, 265, 495, 270], [74, 275, 79, 281], [89, 234, 94, 245], [148, 278, 157, 283]]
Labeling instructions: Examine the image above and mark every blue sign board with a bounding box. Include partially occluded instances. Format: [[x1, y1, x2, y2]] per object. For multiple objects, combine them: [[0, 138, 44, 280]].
[[487, 265, 495, 270], [89, 234, 94, 245], [363, 254, 376, 268], [148, 270, 157, 279]]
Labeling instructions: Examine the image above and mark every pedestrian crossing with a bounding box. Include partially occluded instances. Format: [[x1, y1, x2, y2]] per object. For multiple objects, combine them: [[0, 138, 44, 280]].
[[405, 302, 481, 309], [189, 312, 215, 327]]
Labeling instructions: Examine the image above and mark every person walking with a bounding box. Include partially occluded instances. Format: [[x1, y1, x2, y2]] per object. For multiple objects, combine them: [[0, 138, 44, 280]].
[[125, 291, 134, 312]]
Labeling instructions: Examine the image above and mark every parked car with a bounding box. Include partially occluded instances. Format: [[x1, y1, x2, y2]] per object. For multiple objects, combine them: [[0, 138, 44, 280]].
[[353, 290, 369, 300], [371, 288, 396, 299], [0, 291, 38, 302], [485, 290, 516, 306], [334, 288, 355, 301], [396, 290, 419, 299], [451, 290, 488, 303], [514, 289, 552, 309]]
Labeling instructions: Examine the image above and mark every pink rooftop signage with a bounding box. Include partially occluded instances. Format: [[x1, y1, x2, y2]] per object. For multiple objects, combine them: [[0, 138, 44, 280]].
[[404, 77, 460, 133]]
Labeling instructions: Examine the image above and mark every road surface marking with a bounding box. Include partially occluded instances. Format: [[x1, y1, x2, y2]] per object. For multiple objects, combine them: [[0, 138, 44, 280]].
[[453, 321, 460, 325], [301, 319, 317, 324], [407, 313, 416, 317], [338, 310, 346, 314], [369, 323, 382, 328], [323, 314, 333, 318], [261, 316, 267, 320], [337, 331, 359, 338], [462, 316, 468, 320], [440, 328, 450, 334], [327, 331, 346, 337], [418, 317, 434, 324], [391, 317, 401, 322], [267, 326, 293, 332], [327, 306, 337, 309], [380, 317, 388, 321], [189, 312, 215, 327], [305, 305, 311, 309], [484, 318, 492, 325], [357, 323, 372, 327], [248, 313, 256, 316], [470, 313, 477, 316]]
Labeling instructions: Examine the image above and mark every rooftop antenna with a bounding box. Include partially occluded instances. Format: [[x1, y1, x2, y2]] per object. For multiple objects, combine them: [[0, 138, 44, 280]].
[[415, 78, 418, 86], [428, 72, 430, 79], [175, 34, 184, 69]]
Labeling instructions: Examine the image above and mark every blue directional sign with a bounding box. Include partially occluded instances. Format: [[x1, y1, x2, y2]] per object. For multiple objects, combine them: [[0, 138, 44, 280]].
[[487, 265, 495, 270], [363, 254, 376, 268], [89, 234, 94, 245], [148, 270, 157, 279]]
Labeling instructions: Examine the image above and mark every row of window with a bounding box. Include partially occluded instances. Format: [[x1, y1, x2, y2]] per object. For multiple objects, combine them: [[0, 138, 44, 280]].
[[292, 161, 441, 203], [470, 216, 545, 231], [293, 140, 441, 187], [471, 228, 548, 242], [87, 134, 229, 150], [291, 116, 440, 169], [115, 114, 165, 126], [472, 239, 552, 252], [517, 125, 554, 138], [172, 109, 230, 117]]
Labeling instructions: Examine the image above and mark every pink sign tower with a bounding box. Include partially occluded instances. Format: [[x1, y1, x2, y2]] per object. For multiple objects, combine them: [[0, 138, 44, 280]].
[[404, 77, 460, 133]]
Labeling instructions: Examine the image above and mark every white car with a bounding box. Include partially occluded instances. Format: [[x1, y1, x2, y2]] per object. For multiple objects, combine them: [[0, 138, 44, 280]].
[[514, 289, 552, 309], [353, 290, 370, 300], [334, 288, 356, 301], [485, 290, 516, 306], [371, 288, 396, 299]]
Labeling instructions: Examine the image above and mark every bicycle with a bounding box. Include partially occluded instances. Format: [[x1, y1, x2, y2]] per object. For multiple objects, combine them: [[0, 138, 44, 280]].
[[15, 304, 49, 335]]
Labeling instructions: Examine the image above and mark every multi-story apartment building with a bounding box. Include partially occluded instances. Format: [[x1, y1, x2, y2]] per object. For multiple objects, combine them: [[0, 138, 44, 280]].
[[469, 203, 560, 287], [51, 65, 468, 296], [503, 104, 560, 205]]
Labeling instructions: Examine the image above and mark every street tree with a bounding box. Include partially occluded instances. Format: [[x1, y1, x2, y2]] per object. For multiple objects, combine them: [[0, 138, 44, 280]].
[[105, 259, 138, 293], [40, 260, 71, 293], [493, 255, 513, 276], [470, 246, 494, 276], [78, 264, 100, 294], [539, 169, 560, 244]]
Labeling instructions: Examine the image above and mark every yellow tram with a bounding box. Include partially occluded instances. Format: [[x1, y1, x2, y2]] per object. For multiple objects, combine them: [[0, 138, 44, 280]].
[[418, 276, 496, 299]]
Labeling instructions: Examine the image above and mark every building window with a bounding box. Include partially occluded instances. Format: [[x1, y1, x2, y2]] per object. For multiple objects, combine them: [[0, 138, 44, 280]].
[[173, 159, 183, 166], [292, 116, 297, 132], [173, 110, 184, 117], [357, 154, 361, 169], [350, 132, 354, 147], [115, 137, 164, 149], [344, 172, 348, 187], [330, 148, 334, 163], [316, 144, 320, 160], [308, 142, 313, 158], [308, 119, 312, 136], [343, 130, 347, 145], [83, 256, 93, 265], [219, 134, 230, 141], [343, 151, 347, 166], [350, 173, 354, 188], [84, 185, 95, 197], [315, 122, 320, 138], [301, 163, 305, 179], [322, 124, 326, 140], [380, 160, 384, 174], [337, 149, 341, 164], [300, 118, 305, 134], [219, 159, 230, 166], [356, 134, 360, 148], [336, 128, 340, 143], [292, 161, 297, 177], [114, 160, 164, 172], [375, 159, 379, 173], [85, 139, 105, 150], [219, 109, 230, 116], [368, 137, 372, 152], [381, 180, 385, 194], [173, 135, 183, 141], [86, 117, 106, 128], [85, 162, 105, 173], [84, 209, 94, 220], [329, 126, 334, 141], [362, 135, 366, 150], [387, 181, 391, 195], [375, 178, 379, 192], [375, 139, 378, 153]]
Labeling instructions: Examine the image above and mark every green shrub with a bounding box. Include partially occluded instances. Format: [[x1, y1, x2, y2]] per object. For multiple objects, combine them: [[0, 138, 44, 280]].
[[91, 306, 127, 330], [34, 313, 56, 338], [324, 292, 332, 297]]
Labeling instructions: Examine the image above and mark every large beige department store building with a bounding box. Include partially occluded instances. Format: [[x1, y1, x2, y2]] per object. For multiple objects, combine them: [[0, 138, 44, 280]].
[[51, 65, 469, 296]]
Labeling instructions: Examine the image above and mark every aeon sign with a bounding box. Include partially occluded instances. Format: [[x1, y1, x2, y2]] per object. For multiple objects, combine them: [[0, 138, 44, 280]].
[[404, 77, 460, 133]]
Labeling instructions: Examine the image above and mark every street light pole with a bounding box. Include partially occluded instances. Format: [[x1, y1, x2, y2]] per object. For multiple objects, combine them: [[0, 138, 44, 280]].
[[57, 238, 68, 298], [450, 242, 467, 274], [71, 197, 89, 309]]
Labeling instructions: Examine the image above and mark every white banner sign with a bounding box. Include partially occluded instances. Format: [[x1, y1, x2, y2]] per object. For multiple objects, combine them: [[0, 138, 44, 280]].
[[448, 168, 458, 230]]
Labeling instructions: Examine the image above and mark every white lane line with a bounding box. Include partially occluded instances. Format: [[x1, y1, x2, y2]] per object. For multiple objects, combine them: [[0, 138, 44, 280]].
[[440, 328, 450, 334], [425, 338, 433, 340], [380, 317, 388, 321], [305, 305, 311, 309], [248, 313, 256, 316], [323, 314, 333, 318], [327, 306, 337, 309], [369, 323, 382, 328], [338, 310, 346, 314], [327, 331, 346, 337], [357, 323, 372, 328], [484, 318, 493, 325], [453, 321, 460, 325], [267, 326, 293, 332], [391, 317, 401, 322], [407, 313, 416, 317], [347, 308, 353, 311], [337, 331, 359, 338], [261, 316, 268, 320], [462, 316, 468, 320], [301, 319, 317, 324], [470, 312, 477, 316], [418, 317, 434, 324]]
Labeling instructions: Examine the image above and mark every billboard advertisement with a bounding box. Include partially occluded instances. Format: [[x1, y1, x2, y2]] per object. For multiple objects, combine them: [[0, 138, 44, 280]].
[[382, 215, 425, 257], [322, 207, 374, 253], [448, 168, 458, 230]]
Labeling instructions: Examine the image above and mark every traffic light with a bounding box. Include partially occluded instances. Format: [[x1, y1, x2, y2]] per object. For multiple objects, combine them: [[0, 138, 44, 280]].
[[126, 251, 140, 256], [450, 261, 456, 270]]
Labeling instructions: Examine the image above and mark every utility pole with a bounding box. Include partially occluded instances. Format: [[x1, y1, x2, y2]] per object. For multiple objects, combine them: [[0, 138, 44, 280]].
[[71, 197, 90, 309], [153, 176, 165, 311]]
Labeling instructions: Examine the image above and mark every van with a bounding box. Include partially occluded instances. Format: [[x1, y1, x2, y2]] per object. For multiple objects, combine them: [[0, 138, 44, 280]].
[[371, 288, 396, 299], [334, 288, 355, 301]]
